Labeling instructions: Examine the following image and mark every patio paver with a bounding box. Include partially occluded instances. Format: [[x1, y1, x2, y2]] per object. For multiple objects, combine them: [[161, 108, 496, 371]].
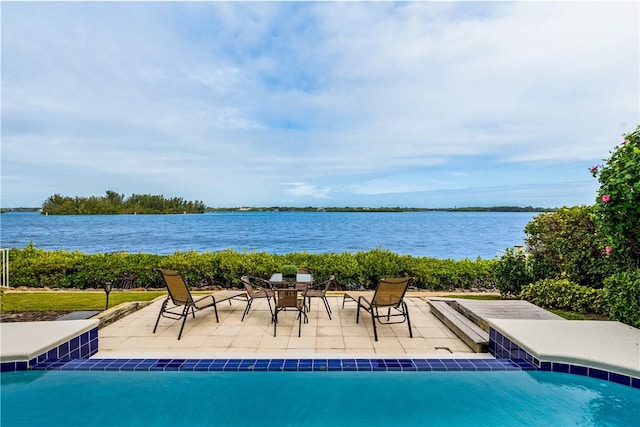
[[96, 296, 479, 359]]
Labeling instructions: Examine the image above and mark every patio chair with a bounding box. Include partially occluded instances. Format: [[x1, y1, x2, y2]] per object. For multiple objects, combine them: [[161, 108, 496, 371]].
[[351, 277, 414, 341], [241, 275, 276, 321], [273, 289, 308, 337], [154, 268, 247, 340], [303, 275, 335, 319]]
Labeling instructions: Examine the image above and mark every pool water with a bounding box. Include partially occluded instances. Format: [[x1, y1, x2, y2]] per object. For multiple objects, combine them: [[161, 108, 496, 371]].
[[1, 370, 639, 426]]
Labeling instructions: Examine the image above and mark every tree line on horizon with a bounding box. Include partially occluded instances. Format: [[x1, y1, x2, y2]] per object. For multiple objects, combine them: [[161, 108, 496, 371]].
[[40, 191, 206, 215]]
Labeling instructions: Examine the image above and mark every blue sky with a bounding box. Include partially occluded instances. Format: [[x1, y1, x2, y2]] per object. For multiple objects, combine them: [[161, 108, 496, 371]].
[[2, 1, 638, 208]]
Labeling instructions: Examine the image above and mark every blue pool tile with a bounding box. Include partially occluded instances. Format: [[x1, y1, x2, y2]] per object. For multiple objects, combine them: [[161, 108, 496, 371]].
[[327, 359, 343, 371], [342, 359, 357, 371], [224, 360, 242, 371], [412, 360, 430, 371], [609, 373, 631, 387], [384, 360, 402, 371], [283, 360, 299, 371], [312, 360, 328, 371], [251, 360, 270, 371], [539, 362, 552, 371], [356, 359, 373, 371], [398, 359, 416, 370], [631, 377, 640, 389], [268, 359, 285, 371], [238, 359, 257, 371], [588, 368, 609, 381], [552, 363, 570, 373], [371, 359, 387, 371], [569, 365, 588, 377], [193, 361, 214, 371], [1, 362, 16, 373]]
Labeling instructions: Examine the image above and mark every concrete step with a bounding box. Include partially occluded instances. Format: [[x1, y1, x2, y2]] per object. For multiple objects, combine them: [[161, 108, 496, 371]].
[[428, 299, 489, 353]]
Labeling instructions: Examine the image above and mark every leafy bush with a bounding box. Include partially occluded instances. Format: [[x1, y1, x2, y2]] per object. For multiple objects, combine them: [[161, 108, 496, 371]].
[[524, 206, 613, 288], [592, 126, 640, 269], [280, 265, 297, 278], [604, 270, 640, 328], [493, 248, 533, 296], [7, 245, 495, 291], [520, 279, 608, 315]]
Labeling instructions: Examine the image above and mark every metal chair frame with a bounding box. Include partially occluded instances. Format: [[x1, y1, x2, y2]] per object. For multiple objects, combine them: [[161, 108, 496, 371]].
[[154, 268, 246, 340], [355, 277, 414, 341]]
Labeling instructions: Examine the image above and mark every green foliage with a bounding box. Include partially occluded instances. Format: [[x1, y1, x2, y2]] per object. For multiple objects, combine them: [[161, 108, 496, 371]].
[[604, 269, 640, 328], [493, 248, 533, 297], [41, 190, 206, 215], [520, 279, 608, 315], [524, 206, 614, 288], [280, 265, 297, 278], [8, 245, 495, 291], [592, 126, 640, 268]]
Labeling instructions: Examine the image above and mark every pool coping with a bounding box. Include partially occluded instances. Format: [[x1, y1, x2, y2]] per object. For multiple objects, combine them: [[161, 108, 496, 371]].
[[2, 317, 639, 389]]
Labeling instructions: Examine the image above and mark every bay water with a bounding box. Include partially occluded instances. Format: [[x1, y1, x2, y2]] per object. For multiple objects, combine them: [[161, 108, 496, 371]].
[[0, 211, 539, 259]]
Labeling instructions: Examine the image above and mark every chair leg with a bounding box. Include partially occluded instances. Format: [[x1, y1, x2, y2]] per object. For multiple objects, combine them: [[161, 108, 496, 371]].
[[404, 301, 413, 338], [371, 307, 378, 342], [322, 297, 332, 319], [267, 297, 275, 322], [213, 301, 219, 323], [177, 305, 190, 340], [273, 309, 278, 337], [153, 298, 169, 334], [241, 298, 253, 321]]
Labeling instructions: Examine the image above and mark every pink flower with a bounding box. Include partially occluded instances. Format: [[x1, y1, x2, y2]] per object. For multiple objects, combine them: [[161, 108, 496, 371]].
[[590, 165, 599, 176], [605, 246, 611, 255], [602, 194, 611, 203], [621, 140, 627, 145]]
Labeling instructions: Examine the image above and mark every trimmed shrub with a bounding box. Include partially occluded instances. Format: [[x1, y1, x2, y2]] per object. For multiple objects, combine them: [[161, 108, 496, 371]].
[[524, 206, 613, 288], [493, 248, 533, 297], [7, 245, 495, 291], [604, 270, 640, 328], [592, 126, 640, 269], [520, 279, 608, 315]]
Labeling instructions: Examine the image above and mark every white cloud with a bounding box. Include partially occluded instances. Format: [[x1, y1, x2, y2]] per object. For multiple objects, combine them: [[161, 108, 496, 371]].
[[1, 1, 638, 208]]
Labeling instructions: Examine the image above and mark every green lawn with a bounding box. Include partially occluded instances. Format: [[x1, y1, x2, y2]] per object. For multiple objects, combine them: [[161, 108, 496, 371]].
[[1, 291, 167, 311]]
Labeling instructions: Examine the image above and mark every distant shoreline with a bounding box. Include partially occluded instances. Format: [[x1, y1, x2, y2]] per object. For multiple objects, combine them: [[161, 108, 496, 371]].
[[0, 206, 556, 214]]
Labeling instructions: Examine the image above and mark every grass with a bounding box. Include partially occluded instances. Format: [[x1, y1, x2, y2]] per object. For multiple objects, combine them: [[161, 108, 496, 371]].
[[548, 309, 610, 321], [1, 291, 167, 312]]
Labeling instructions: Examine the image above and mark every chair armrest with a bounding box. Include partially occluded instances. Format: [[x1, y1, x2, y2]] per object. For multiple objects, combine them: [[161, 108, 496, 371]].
[[248, 276, 275, 289]]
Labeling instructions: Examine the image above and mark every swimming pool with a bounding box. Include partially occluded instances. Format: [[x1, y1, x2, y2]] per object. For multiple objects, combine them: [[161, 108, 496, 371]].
[[2, 370, 639, 426]]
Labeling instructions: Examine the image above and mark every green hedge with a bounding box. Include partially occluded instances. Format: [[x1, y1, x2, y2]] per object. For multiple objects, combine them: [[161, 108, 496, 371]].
[[604, 270, 640, 328], [520, 279, 608, 315], [7, 245, 495, 291]]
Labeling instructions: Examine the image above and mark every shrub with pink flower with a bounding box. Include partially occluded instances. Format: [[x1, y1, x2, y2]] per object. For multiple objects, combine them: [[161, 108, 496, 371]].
[[592, 125, 640, 268]]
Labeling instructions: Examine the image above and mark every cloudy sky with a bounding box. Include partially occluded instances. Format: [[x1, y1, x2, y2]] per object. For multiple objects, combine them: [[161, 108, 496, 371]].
[[2, 1, 638, 209]]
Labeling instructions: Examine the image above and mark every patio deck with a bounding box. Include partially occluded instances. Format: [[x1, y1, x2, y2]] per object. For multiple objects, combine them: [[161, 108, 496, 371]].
[[96, 295, 482, 359]]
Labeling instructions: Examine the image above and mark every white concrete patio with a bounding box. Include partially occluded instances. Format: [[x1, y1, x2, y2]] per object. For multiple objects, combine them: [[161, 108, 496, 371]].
[[96, 295, 483, 359]]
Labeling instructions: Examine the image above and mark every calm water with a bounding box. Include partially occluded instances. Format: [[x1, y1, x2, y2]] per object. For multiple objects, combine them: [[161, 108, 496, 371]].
[[0, 211, 539, 259], [1, 370, 639, 426]]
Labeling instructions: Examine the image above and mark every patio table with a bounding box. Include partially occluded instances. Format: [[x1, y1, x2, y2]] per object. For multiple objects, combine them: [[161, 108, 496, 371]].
[[269, 273, 313, 289]]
